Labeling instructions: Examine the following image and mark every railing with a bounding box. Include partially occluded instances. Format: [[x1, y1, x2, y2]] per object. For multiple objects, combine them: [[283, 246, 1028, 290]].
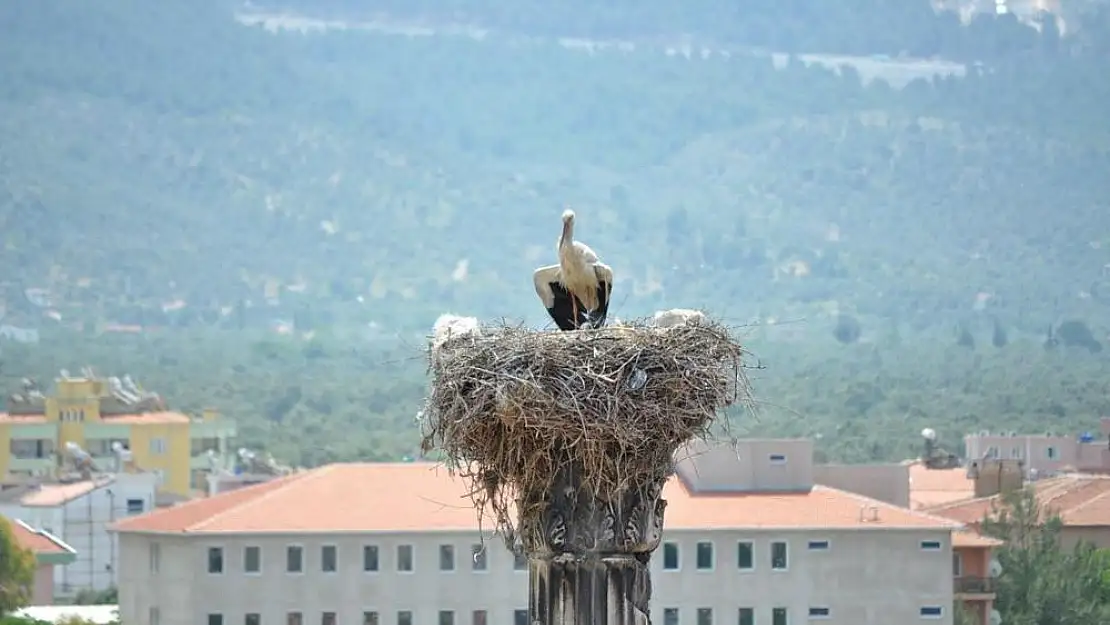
[[955, 575, 996, 594]]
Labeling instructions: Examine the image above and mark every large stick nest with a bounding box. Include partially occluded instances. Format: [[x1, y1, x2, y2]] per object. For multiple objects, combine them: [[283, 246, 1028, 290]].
[[419, 317, 753, 537]]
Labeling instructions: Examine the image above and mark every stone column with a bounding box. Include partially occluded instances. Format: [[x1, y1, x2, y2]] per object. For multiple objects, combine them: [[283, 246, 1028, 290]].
[[515, 460, 668, 625]]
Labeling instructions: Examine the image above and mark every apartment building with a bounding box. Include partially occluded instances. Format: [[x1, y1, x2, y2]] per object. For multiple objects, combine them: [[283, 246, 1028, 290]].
[[926, 472, 1110, 549], [6, 517, 76, 605], [0, 471, 158, 595], [111, 439, 973, 625], [0, 372, 237, 496], [964, 420, 1110, 477]]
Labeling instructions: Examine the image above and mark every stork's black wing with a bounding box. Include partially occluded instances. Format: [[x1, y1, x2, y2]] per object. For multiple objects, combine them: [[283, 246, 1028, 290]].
[[584, 279, 610, 329], [545, 282, 590, 331]]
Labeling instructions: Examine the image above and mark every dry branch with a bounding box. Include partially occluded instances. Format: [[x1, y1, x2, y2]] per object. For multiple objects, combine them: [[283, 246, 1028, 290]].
[[419, 318, 752, 540]]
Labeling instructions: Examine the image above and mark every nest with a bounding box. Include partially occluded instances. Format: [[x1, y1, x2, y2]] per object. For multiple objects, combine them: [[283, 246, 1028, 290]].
[[419, 317, 752, 537]]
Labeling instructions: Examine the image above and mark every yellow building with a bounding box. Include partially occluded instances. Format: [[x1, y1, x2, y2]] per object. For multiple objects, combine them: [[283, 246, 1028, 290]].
[[0, 373, 236, 497]]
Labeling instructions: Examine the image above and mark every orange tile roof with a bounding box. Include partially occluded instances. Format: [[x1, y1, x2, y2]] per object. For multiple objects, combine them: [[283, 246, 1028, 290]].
[[112, 463, 962, 535], [925, 474, 1110, 527], [953, 529, 1003, 548], [907, 461, 975, 510], [20, 479, 108, 507], [664, 479, 961, 530], [7, 519, 72, 554], [100, 411, 191, 424], [0, 411, 191, 425], [0, 413, 48, 424]]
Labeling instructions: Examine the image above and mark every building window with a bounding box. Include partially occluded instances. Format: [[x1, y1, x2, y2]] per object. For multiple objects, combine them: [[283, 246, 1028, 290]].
[[363, 612, 379, 625], [513, 551, 527, 571], [663, 608, 679, 625], [472, 544, 488, 571], [397, 544, 414, 572], [920, 606, 943, 619], [807, 540, 829, 551], [808, 607, 830, 619], [397, 612, 413, 625], [150, 438, 167, 455], [244, 546, 261, 573], [953, 553, 963, 576], [288, 613, 303, 625], [738, 608, 754, 625], [126, 498, 145, 515], [471, 611, 487, 625], [321, 545, 338, 572], [920, 540, 942, 551], [1047, 446, 1058, 460], [772, 608, 788, 625], [662, 542, 680, 570], [208, 616, 223, 625], [695, 541, 714, 570], [246, 615, 261, 625], [149, 543, 161, 573], [736, 541, 753, 570], [513, 610, 528, 625], [769, 453, 787, 464], [150, 607, 161, 625], [696, 608, 712, 625], [771, 541, 788, 570], [439, 611, 455, 625], [440, 544, 456, 571], [363, 545, 379, 572], [987, 446, 999, 459], [1010, 447, 1022, 459], [207, 547, 224, 574], [287, 545, 304, 573], [322, 613, 337, 625]]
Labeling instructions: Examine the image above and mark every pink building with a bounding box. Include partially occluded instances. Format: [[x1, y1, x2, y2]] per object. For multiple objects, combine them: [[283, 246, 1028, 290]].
[[8, 518, 77, 605], [964, 418, 1110, 478]]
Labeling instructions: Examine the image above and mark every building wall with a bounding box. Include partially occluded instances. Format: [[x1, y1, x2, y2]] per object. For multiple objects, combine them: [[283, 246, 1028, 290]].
[[32, 564, 55, 605], [677, 439, 815, 492], [118, 531, 526, 625], [128, 422, 192, 496], [1, 474, 157, 595], [654, 528, 954, 625], [119, 526, 954, 625], [814, 463, 910, 508], [57, 473, 157, 592], [118, 535, 197, 625], [964, 432, 1110, 476], [1061, 526, 1110, 550]]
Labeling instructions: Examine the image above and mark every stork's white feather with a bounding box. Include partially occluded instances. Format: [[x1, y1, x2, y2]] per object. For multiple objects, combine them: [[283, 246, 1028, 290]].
[[431, 314, 481, 352], [653, 309, 706, 328]]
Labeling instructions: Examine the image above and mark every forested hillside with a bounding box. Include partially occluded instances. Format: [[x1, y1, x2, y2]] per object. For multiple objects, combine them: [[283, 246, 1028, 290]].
[[2, 0, 1110, 465]]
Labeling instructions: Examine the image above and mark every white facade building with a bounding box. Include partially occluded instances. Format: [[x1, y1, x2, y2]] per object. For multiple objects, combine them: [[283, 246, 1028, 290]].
[[0, 471, 158, 595], [112, 443, 968, 625]]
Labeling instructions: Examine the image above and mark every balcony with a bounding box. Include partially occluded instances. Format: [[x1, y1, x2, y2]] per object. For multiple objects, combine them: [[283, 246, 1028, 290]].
[[955, 575, 997, 596]]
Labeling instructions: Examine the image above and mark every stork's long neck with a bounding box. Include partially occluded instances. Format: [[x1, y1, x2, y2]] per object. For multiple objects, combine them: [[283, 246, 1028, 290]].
[[560, 220, 573, 252]]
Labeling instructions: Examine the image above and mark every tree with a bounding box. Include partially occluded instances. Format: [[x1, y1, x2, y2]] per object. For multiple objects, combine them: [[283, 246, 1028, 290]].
[[980, 487, 1110, 625], [0, 518, 34, 616]]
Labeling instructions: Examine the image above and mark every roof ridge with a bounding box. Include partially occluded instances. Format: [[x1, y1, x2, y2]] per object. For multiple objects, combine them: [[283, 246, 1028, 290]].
[[813, 484, 963, 528], [189, 466, 333, 532]]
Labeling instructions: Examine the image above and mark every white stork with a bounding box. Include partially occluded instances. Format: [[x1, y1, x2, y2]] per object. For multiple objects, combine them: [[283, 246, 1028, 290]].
[[532, 209, 614, 331], [653, 308, 706, 328]]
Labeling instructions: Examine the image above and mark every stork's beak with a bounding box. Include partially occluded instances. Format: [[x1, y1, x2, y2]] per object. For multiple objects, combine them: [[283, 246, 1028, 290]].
[[561, 210, 574, 238]]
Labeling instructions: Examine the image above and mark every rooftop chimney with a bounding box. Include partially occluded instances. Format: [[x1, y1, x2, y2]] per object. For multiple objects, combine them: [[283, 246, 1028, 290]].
[[973, 458, 1024, 498]]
